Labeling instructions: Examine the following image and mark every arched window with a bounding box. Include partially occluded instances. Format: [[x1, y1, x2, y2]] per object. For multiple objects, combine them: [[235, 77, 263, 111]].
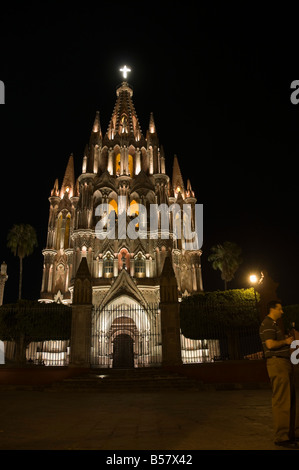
[[120, 114, 128, 134], [174, 211, 182, 250], [109, 199, 118, 215], [129, 200, 139, 229], [129, 200, 139, 216], [135, 253, 145, 278], [55, 262, 65, 292], [118, 248, 130, 271], [128, 154, 133, 176], [115, 153, 121, 175], [103, 253, 114, 278]]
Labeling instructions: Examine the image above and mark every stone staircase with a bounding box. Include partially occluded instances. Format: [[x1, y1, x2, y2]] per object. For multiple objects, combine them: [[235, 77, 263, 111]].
[[47, 367, 204, 393]]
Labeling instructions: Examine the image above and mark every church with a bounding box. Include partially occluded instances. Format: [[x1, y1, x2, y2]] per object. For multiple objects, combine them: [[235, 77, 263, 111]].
[[37, 70, 211, 368]]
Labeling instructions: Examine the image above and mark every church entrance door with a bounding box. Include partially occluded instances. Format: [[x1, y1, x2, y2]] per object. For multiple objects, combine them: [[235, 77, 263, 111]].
[[113, 334, 134, 369]]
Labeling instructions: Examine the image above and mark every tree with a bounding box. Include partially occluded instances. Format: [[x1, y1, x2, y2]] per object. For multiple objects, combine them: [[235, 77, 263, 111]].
[[7, 224, 38, 300], [208, 241, 242, 290], [180, 289, 260, 333]]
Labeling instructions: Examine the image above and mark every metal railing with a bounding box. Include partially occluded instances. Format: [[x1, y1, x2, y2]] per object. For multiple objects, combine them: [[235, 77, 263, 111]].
[[179, 299, 263, 363], [0, 298, 264, 367], [91, 303, 162, 368]]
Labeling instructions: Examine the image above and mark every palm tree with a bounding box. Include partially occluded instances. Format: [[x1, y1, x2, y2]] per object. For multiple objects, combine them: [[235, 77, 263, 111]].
[[208, 241, 242, 290], [7, 224, 38, 300]]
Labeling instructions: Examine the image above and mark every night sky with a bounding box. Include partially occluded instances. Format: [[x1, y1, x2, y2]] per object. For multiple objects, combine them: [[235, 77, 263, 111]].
[[0, 3, 298, 306]]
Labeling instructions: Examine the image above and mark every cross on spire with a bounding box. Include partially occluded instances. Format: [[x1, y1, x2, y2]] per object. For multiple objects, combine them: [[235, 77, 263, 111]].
[[120, 65, 131, 79]]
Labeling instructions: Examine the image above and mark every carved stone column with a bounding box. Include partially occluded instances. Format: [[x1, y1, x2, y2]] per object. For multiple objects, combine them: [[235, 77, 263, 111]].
[[160, 255, 182, 367], [70, 257, 92, 367]]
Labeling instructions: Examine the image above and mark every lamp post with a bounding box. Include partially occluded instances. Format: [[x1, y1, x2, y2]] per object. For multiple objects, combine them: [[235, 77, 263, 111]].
[[249, 273, 263, 320], [249, 273, 260, 309]]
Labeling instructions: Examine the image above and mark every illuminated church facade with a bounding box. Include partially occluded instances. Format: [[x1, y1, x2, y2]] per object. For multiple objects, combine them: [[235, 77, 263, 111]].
[[37, 76, 210, 367]]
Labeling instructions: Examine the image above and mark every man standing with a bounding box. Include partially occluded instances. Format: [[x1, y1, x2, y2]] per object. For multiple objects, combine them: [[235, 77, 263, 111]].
[[259, 300, 298, 449]]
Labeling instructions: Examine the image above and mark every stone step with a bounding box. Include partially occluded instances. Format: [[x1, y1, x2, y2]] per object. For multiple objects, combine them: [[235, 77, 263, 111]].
[[48, 368, 204, 392]]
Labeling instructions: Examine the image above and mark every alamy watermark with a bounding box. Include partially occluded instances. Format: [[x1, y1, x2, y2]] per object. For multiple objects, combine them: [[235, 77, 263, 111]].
[[95, 197, 203, 250], [291, 341, 299, 364], [290, 80, 299, 104], [0, 80, 4, 104]]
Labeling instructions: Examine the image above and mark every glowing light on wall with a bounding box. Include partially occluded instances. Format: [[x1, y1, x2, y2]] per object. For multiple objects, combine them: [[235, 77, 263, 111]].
[[128, 154, 133, 176], [129, 200, 139, 217], [135, 150, 141, 175], [82, 246, 87, 257], [82, 155, 87, 173], [109, 199, 118, 215]]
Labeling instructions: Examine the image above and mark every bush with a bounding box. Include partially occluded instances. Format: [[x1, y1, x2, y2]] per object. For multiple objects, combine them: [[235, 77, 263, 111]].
[[0, 299, 72, 344], [180, 289, 260, 340]]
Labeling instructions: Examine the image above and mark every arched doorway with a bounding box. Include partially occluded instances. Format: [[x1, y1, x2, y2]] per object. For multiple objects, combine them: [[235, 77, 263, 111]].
[[90, 295, 162, 368], [113, 334, 134, 368]]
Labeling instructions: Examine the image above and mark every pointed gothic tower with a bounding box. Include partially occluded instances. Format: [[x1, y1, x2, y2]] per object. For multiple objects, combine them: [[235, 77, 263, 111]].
[[172, 155, 185, 198], [40, 153, 79, 303], [39, 72, 203, 367]]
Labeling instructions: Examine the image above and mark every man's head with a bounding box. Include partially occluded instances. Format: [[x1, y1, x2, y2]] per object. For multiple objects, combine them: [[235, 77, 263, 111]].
[[267, 300, 283, 320]]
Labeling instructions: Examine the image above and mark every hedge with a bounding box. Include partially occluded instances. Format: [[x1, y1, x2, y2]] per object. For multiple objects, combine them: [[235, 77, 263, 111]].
[[179, 289, 260, 340], [0, 299, 72, 344]]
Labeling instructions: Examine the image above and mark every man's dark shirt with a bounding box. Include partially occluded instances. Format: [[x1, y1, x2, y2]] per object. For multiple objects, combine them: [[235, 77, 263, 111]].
[[259, 315, 290, 359]]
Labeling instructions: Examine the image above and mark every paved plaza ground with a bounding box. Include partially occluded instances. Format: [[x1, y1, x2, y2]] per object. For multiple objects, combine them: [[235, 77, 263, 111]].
[[0, 387, 296, 452]]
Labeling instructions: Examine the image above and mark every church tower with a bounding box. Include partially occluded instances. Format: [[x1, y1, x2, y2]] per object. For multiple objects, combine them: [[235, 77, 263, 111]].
[[40, 153, 78, 304], [39, 70, 204, 367]]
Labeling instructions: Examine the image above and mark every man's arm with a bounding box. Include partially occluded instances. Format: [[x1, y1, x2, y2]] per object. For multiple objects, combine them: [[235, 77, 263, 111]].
[[265, 336, 293, 350]]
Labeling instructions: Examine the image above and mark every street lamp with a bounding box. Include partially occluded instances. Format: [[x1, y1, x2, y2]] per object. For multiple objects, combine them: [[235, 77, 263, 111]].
[[249, 273, 259, 309], [249, 274, 258, 285]]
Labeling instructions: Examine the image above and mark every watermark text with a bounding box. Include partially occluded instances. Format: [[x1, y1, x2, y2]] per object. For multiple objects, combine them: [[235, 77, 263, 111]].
[[95, 197, 203, 250], [0, 80, 4, 104]]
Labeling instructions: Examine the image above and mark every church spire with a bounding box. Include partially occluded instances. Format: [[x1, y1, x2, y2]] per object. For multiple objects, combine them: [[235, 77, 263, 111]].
[[103, 81, 144, 145], [186, 179, 195, 198], [60, 153, 75, 198], [83, 111, 103, 174], [92, 110, 101, 134], [149, 112, 156, 134], [172, 155, 185, 198], [51, 178, 59, 197], [90, 110, 102, 145], [146, 111, 159, 148]]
